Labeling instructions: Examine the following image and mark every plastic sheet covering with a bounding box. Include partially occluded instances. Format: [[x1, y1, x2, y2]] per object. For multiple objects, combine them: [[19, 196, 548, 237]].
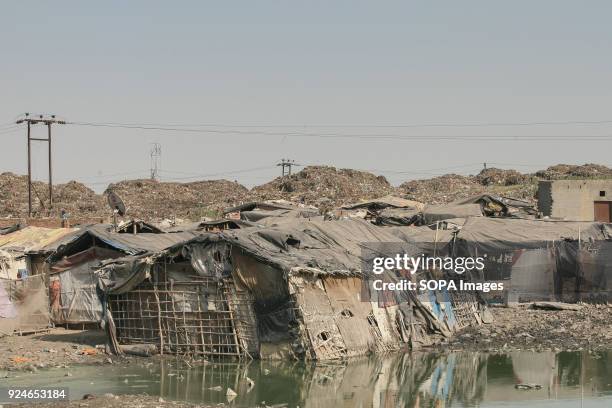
[[375, 207, 421, 226], [575, 241, 612, 302], [422, 204, 483, 224], [97, 256, 152, 295], [507, 248, 556, 303], [0, 275, 50, 336], [0, 280, 17, 318], [54, 260, 103, 324], [341, 195, 425, 211], [186, 242, 232, 278], [455, 218, 612, 302]]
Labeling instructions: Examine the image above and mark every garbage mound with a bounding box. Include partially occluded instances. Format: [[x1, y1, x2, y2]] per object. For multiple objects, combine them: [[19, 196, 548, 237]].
[[250, 166, 395, 209], [399, 171, 538, 204], [1, 163, 610, 220], [535, 163, 612, 180], [0, 172, 105, 218], [475, 168, 530, 186], [399, 174, 483, 204], [106, 179, 250, 220]]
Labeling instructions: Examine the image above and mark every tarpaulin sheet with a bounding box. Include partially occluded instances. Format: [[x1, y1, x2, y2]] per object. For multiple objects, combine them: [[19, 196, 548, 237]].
[[51, 225, 199, 262], [422, 204, 483, 224], [55, 260, 103, 324], [0, 275, 49, 335], [341, 195, 425, 211]]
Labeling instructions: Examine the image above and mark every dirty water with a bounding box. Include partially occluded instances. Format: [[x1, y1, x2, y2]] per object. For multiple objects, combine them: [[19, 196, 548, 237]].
[[2, 350, 611, 407]]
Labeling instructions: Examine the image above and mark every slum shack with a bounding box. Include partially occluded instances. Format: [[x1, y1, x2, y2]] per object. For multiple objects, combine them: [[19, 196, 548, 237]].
[[97, 218, 487, 360], [0, 226, 80, 336], [47, 225, 198, 326], [455, 194, 537, 218], [224, 201, 320, 223], [0, 274, 50, 336], [165, 218, 253, 233], [339, 195, 425, 222], [453, 217, 612, 304], [374, 194, 535, 227], [0, 226, 78, 279]]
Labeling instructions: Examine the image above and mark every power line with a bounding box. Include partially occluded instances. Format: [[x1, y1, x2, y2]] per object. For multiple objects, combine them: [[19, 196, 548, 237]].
[[159, 165, 276, 181], [0, 127, 20, 136], [76, 170, 152, 181], [65, 121, 612, 141], [67, 118, 612, 128]]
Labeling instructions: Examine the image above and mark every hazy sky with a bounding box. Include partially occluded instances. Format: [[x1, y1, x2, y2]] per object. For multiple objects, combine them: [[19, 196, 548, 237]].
[[1, 1, 612, 192]]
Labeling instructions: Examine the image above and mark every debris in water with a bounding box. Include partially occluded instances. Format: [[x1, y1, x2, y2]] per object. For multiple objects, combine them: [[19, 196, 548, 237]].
[[515, 383, 542, 390], [226, 387, 238, 402]]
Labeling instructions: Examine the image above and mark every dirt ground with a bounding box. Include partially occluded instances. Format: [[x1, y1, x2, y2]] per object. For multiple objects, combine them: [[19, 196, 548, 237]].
[[10, 394, 225, 408], [448, 303, 612, 353], [0, 328, 119, 372]]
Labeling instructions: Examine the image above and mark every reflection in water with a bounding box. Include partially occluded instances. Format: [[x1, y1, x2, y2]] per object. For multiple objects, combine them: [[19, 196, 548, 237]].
[[2, 350, 611, 407]]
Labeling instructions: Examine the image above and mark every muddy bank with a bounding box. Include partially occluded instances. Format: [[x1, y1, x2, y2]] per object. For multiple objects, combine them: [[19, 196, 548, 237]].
[[2, 304, 611, 375], [448, 303, 612, 353], [0, 328, 120, 372], [11, 394, 222, 408]]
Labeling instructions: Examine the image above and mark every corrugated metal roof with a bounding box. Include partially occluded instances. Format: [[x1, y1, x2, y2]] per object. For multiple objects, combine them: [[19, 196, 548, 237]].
[[0, 226, 79, 254]]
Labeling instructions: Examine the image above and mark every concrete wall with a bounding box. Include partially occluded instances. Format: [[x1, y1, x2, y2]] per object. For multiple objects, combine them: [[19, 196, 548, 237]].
[[538, 179, 612, 221]]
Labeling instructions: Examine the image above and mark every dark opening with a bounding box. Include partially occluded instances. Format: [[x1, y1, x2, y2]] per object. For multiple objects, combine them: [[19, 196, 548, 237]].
[[317, 331, 331, 341], [600, 191, 606, 197], [340, 309, 354, 318], [286, 236, 300, 248]]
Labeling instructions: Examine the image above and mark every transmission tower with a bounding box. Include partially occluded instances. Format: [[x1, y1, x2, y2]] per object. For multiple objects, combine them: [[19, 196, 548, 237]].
[[150, 143, 161, 181], [277, 159, 300, 177]]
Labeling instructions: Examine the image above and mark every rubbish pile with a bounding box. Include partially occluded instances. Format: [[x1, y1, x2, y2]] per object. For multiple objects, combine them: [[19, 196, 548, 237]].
[[475, 167, 531, 186], [399, 171, 538, 204], [251, 166, 395, 210], [0, 172, 105, 218], [449, 303, 612, 352], [106, 179, 250, 220], [1, 163, 611, 221], [399, 174, 487, 204], [535, 163, 612, 180]]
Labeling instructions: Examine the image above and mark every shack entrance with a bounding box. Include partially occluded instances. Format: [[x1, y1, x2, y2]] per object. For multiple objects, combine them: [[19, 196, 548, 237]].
[[594, 201, 612, 222]]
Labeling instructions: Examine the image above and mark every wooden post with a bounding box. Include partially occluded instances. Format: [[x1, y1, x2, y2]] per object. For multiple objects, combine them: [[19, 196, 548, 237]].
[[152, 274, 165, 355]]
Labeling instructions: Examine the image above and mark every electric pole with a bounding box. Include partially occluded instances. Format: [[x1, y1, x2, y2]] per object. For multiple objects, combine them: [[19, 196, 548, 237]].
[[277, 159, 300, 177], [150, 143, 161, 181], [16, 113, 66, 217]]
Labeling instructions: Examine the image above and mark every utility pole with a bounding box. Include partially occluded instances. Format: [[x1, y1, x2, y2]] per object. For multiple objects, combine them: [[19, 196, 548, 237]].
[[150, 143, 161, 181], [277, 159, 300, 177], [16, 113, 65, 217]]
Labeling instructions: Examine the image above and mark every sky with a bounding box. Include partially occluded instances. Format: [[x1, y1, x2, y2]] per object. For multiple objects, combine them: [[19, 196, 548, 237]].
[[1, 1, 612, 192]]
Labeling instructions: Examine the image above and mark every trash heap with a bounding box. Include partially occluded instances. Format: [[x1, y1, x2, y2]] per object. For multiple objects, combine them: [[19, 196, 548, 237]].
[[1, 163, 611, 221], [535, 163, 612, 180], [251, 166, 395, 209], [399, 168, 538, 204], [106, 178, 250, 220], [0, 172, 105, 218], [475, 168, 531, 186]]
